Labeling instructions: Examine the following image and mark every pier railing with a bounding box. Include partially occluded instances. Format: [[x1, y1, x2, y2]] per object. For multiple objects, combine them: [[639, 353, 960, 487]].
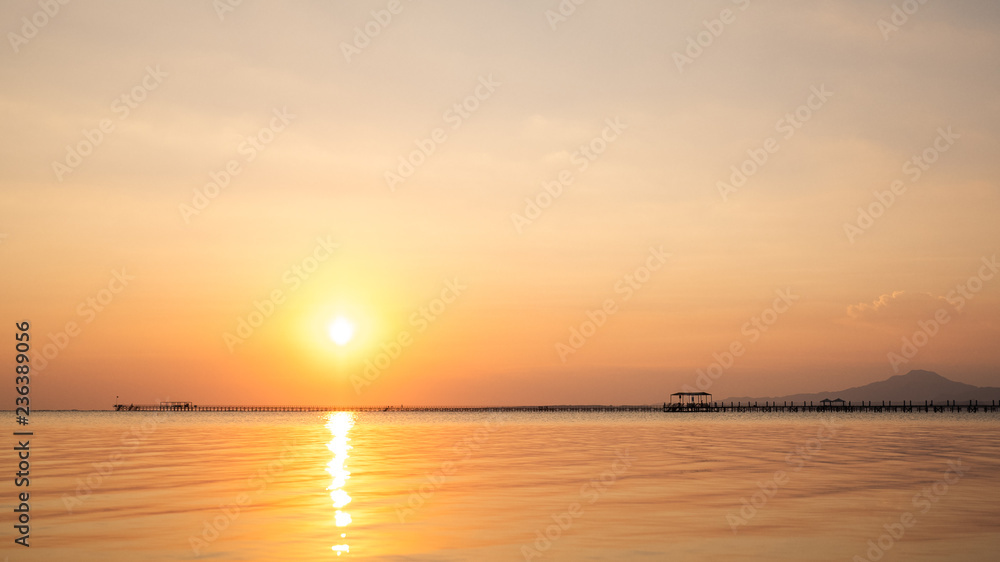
[[111, 400, 999, 413]]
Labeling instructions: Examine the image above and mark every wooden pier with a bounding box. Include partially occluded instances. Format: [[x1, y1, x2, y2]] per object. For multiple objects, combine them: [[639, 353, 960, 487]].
[[112, 400, 1000, 414]]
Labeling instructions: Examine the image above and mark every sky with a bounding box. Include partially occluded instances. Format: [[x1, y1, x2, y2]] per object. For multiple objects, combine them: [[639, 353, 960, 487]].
[[2, 0, 999, 409]]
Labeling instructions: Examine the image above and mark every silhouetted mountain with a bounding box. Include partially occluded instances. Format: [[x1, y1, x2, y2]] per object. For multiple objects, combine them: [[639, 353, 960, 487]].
[[722, 370, 1000, 403]]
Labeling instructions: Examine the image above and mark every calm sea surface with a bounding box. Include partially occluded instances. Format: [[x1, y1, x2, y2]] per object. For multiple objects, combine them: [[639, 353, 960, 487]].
[[5, 411, 999, 561]]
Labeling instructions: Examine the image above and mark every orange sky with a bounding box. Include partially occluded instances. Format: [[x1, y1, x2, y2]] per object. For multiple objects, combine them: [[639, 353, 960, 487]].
[[2, 1, 999, 409]]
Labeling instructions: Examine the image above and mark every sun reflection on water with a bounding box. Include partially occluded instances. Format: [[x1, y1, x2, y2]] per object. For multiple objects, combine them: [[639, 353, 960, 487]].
[[326, 412, 355, 556]]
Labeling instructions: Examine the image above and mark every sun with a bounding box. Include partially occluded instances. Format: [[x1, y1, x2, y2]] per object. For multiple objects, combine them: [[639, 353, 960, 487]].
[[328, 317, 355, 346]]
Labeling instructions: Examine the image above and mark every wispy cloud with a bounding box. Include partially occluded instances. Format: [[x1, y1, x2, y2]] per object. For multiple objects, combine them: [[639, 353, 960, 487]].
[[847, 291, 948, 322]]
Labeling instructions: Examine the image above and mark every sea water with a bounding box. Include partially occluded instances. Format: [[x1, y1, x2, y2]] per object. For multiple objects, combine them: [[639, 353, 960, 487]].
[[5, 411, 998, 561]]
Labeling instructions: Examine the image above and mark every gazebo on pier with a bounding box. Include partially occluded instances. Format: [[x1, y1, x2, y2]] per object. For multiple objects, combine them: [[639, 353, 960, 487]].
[[666, 391, 714, 411], [818, 398, 845, 411]]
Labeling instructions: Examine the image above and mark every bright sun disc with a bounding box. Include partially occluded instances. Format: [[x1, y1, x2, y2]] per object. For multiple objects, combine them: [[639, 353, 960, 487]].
[[328, 317, 355, 346]]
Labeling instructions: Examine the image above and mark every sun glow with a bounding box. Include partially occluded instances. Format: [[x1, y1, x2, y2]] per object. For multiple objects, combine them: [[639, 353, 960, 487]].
[[328, 317, 355, 346]]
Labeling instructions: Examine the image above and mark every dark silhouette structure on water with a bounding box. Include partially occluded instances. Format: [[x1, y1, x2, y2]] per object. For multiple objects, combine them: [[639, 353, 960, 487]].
[[666, 392, 714, 411], [110, 398, 999, 413]]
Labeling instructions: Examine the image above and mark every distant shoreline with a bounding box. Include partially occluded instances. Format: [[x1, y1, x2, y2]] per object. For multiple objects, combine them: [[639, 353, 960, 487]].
[[12, 399, 1000, 414]]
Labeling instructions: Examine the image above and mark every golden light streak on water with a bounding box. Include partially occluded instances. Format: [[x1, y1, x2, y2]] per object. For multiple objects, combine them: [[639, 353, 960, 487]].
[[326, 412, 355, 556]]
